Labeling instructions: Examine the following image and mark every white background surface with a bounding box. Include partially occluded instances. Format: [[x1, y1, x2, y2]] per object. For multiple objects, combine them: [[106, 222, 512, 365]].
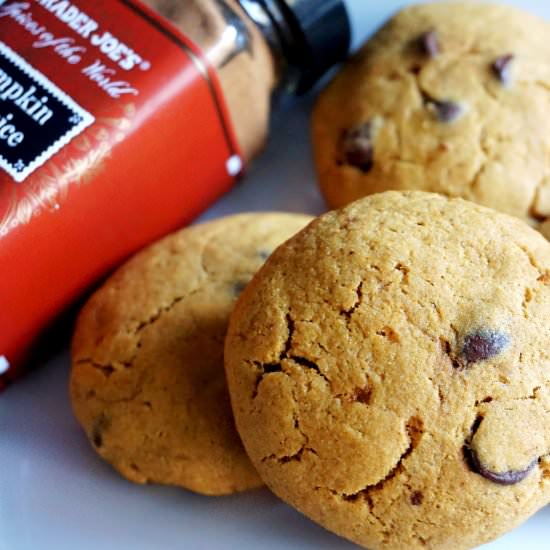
[[3, 1, 550, 549]]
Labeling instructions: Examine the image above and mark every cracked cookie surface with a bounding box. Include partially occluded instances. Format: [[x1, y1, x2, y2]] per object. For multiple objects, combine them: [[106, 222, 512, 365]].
[[312, 2, 550, 228], [224, 192, 550, 548], [70, 212, 311, 495]]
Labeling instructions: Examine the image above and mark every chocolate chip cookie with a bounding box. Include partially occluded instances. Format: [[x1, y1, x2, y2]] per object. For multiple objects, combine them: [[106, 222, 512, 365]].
[[225, 192, 550, 548], [70, 212, 311, 495], [312, 2, 550, 228]]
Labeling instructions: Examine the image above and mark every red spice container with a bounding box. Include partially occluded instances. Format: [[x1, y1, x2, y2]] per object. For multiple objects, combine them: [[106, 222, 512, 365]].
[[0, 0, 350, 388]]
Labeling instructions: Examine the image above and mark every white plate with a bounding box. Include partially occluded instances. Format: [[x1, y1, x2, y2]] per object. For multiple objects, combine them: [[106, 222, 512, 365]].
[[2, 348, 550, 550], [3, 2, 550, 548]]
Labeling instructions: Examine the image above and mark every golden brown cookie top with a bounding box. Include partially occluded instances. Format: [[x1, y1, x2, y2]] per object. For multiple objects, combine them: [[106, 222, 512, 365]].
[[312, 2, 550, 226], [225, 192, 550, 548], [71, 212, 312, 496]]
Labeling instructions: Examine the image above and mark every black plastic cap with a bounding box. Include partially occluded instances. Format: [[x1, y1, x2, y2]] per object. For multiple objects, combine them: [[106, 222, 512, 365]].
[[264, 0, 351, 94]]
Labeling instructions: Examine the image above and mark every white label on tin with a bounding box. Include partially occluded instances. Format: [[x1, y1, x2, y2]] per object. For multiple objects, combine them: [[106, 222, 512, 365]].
[[0, 355, 9, 375]]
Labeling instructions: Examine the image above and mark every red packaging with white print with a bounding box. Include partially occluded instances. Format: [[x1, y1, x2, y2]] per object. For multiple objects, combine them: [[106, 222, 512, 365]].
[[0, 0, 351, 390], [0, 0, 243, 389]]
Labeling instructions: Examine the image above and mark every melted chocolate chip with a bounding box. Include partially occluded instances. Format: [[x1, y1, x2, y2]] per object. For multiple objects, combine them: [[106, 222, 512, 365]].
[[231, 280, 249, 297], [465, 446, 536, 485], [410, 491, 424, 505], [430, 99, 463, 123], [93, 431, 103, 448], [462, 330, 509, 364], [257, 249, 271, 261], [91, 413, 110, 448], [419, 30, 439, 58], [341, 123, 374, 172], [492, 54, 514, 86]]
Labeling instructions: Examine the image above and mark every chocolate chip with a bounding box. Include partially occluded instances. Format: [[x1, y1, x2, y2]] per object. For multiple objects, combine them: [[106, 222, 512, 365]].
[[410, 491, 424, 505], [462, 330, 509, 364], [430, 99, 464, 123], [91, 413, 110, 448], [341, 123, 374, 172], [231, 280, 249, 297], [93, 431, 103, 448], [492, 54, 514, 86], [465, 446, 536, 485], [419, 30, 439, 58], [469, 414, 484, 435], [257, 249, 271, 261]]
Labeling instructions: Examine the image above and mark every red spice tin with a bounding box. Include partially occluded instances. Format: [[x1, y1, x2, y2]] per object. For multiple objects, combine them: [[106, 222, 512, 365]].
[[0, 0, 242, 389]]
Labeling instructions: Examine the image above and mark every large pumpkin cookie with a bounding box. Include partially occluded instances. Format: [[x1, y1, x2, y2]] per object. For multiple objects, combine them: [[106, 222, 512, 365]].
[[225, 192, 550, 548], [71, 212, 311, 496]]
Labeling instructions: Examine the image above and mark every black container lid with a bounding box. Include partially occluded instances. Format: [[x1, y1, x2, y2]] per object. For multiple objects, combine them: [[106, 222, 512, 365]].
[[261, 0, 351, 94]]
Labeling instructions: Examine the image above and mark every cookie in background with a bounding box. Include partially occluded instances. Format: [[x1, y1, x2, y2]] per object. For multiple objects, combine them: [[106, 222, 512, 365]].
[[312, 2, 550, 230], [70, 212, 312, 496]]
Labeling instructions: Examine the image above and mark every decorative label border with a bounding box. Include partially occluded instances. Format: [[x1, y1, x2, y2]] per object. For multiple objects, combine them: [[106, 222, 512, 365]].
[[0, 40, 95, 183]]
